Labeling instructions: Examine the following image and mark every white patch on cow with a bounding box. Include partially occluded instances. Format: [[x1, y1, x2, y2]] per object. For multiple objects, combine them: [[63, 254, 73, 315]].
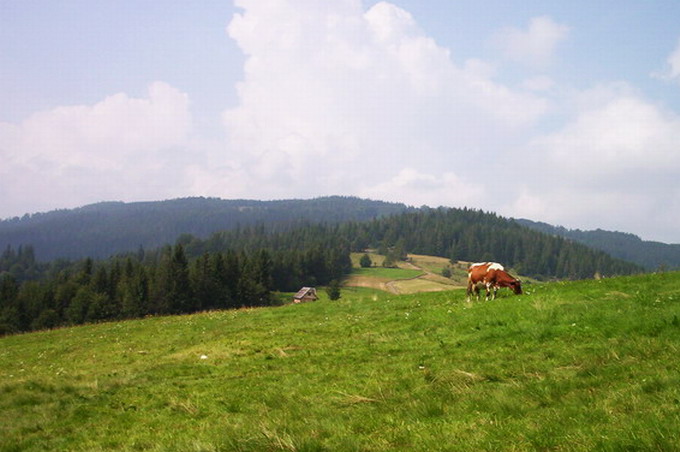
[[469, 262, 504, 272]]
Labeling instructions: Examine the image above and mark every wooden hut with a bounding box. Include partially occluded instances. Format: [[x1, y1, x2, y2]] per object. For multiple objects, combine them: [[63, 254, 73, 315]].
[[293, 287, 318, 303]]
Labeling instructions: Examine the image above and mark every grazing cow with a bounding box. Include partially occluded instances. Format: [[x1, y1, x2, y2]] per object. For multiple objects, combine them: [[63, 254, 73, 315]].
[[466, 262, 522, 301]]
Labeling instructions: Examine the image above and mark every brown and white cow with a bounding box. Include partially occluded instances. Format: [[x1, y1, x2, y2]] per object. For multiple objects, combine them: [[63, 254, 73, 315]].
[[466, 262, 522, 301]]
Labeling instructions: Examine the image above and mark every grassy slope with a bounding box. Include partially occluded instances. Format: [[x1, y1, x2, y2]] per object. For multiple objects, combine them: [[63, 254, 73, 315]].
[[346, 253, 464, 294], [2, 274, 680, 451]]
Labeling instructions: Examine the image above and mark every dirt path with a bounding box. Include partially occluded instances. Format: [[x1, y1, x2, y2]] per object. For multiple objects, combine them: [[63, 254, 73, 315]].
[[385, 271, 426, 294], [385, 280, 400, 294]]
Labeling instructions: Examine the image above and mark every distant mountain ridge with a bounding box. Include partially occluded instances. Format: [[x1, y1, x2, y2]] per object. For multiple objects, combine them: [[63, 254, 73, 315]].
[[516, 219, 680, 270], [0, 197, 413, 260]]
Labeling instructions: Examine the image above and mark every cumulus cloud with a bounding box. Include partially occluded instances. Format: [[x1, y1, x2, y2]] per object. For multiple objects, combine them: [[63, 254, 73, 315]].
[[0, 82, 193, 216], [221, 0, 546, 203], [503, 83, 680, 241], [2, 82, 190, 170], [494, 16, 570, 67], [536, 87, 680, 179]]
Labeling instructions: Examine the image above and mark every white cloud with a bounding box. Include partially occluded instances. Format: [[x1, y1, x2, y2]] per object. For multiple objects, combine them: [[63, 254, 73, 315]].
[[506, 182, 680, 243], [0, 82, 193, 216], [222, 0, 546, 203], [358, 168, 484, 207], [536, 91, 680, 178], [655, 37, 680, 82], [504, 84, 680, 242], [494, 16, 569, 67], [2, 82, 190, 171]]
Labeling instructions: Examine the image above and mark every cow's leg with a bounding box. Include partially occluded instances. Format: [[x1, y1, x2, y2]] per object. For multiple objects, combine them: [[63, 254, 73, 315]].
[[472, 284, 480, 301], [492, 286, 498, 300], [466, 281, 472, 302], [485, 282, 492, 301]]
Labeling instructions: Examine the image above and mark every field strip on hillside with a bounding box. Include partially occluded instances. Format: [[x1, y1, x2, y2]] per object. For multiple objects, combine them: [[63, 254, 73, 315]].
[[345, 256, 464, 294]]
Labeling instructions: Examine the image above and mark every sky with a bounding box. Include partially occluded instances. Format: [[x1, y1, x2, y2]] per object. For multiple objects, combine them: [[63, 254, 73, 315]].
[[2, 1, 680, 243]]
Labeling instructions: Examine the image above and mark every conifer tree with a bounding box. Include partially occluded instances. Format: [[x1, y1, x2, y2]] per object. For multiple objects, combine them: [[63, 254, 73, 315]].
[[326, 279, 341, 301], [168, 244, 193, 314], [119, 264, 149, 318], [0, 274, 20, 334]]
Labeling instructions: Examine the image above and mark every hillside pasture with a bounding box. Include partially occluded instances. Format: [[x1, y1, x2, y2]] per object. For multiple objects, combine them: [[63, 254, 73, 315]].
[[344, 267, 422, 293], [347, 253, 462, 293], [407, 254, 469, 286], [2, 273, 680, 450]]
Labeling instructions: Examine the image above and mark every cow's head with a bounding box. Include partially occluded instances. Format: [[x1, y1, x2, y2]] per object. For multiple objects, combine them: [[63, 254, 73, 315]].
[[509, 279, 523, 295]]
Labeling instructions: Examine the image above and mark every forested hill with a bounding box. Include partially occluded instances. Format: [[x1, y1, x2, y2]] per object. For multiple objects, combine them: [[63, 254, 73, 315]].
[[179, 207, 642, 280], [0, 197, 412, 260], [0, 196, 652, 275], [516, 219, 680, 270]]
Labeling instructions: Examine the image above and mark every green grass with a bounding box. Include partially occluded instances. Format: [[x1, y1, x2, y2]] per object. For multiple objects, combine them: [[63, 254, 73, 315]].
[[2, 273, 680, 450]]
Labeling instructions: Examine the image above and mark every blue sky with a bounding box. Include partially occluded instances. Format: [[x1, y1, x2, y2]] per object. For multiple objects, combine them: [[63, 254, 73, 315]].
[[2, 0, 680, 243]]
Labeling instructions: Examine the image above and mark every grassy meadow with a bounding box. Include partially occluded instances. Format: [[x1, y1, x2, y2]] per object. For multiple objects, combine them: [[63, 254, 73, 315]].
[[2, 272, 680, 451]]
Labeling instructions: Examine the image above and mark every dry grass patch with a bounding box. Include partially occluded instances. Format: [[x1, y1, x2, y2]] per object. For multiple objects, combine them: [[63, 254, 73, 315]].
[[344, 275, 390, 291], [389, 278, 452, 294]]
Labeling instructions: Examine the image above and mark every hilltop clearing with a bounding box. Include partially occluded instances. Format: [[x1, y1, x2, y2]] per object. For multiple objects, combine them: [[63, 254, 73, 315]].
[[2, 272, 680, 450]]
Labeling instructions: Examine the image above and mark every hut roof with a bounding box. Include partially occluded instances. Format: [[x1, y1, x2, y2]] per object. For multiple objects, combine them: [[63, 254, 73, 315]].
[[294, 287, 316, 299]]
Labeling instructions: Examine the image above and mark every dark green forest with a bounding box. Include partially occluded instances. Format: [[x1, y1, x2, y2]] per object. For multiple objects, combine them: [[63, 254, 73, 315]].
[[0, 229, 352, 335], [1, 204, 643, 335], [517, 219, 680, 270], [353, 208, 642, 278]]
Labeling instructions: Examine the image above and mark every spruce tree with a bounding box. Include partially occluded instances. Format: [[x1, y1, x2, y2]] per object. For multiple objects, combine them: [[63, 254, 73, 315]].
[[169, 244, 193, 314], [326, 279, 341, 301]]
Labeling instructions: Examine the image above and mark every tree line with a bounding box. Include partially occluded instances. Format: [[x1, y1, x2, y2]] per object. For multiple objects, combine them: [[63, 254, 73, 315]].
[[143, 206, 642, 280], [0, 227, 352, 335], [1, 206, 643, 335]]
